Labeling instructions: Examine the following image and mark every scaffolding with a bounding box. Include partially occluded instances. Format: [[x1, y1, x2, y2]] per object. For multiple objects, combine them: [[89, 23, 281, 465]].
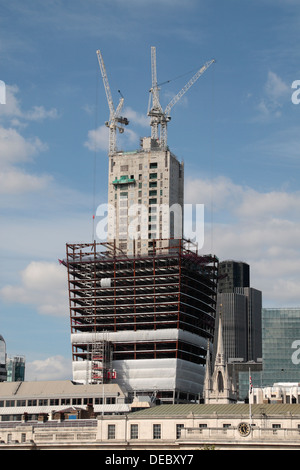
[[90, 341, 112, 384], [64, 239, 219, 373]]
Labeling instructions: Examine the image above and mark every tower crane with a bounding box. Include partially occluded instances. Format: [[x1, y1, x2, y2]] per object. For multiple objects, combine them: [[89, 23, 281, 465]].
[[148, 46, 163, 141], [96, 50, 129, 156], [148, 46, 215, 149]]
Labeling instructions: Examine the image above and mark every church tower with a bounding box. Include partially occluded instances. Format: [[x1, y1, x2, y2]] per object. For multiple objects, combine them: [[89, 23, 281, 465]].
[[204, 311, 237, 404]]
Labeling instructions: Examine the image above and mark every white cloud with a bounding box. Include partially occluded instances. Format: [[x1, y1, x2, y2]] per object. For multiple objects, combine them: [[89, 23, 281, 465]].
[[0, 84, 59, 123], [25, 355, 72, 381], [84, 124, 139, 152], [0, 125, 50, 195], [265, 71, 290, 103], [123, 106, 150, 127], [0, 261, 69, 317], [0, 126, 47, 167], [236, 189, 300, 220], [25, 105, 59, 121], [84, 125, 109, 151], [0, 85, 57, 195], [256, 71, 290, 120], [185, 175, 300, 307], [0, 167, 51, 194], [185, 175, 243, 211]]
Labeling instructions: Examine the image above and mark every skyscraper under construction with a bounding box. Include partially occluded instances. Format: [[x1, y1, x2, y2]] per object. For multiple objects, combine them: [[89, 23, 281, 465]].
[[64, 47, 218, 402]]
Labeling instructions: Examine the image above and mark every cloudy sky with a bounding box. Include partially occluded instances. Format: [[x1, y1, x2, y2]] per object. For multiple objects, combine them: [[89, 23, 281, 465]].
[[0, 0, 300, 381]]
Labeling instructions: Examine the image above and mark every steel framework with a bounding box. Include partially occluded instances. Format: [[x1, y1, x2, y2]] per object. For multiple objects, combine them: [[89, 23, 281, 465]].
[[64, 239, 218, 369]]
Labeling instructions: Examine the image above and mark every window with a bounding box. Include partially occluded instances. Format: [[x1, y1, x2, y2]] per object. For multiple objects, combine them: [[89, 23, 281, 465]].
[[130, 424, 138, 439], [38, 399, 48, 406], [150, 162, 157, 169], [153, 424, 161, 439], [5, 400, 15, 407], [17, 400, 26, 407], [176, 424, 184, 439], [149, 190, 157, 196], [50, 399, 59, 406], [72, 398, 82, 405], [108, 424, 116, 440], [149, 173, 157, 179], [272, 423, 281, 434], [83, 398, 93, 405], [61, 398, 70, 405], [106, 397, 116, 404]]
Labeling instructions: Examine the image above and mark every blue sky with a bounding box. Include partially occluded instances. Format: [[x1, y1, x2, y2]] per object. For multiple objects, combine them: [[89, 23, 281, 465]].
[[0, 0, 300, 381]]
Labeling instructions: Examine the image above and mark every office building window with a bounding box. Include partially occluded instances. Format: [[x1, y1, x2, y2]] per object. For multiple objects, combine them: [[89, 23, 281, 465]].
[[108, 424, 116, 440], [176, 424, 184, 439], [153, 424, 161, 439], [130, 424, 138, 439]]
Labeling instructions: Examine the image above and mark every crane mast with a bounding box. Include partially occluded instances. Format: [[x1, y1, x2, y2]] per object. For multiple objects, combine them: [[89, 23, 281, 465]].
[[96, 50, 129, 156], [148, 46, 163, 141], [148, 47, 215, 149]]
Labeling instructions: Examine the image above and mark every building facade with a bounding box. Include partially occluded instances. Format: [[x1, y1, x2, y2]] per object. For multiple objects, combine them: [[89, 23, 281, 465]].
[[0, 336, 6, 382], [1, 403, 300, 450], [65, 240, 219, 402], [215, 261, 262, 363], [107, 137, 184, 256], [6, 356, 25, 382], [261, 308, 300, 385], [218, 260, 249, 293], [251, 382, 300, 405], [0, 380, 129, 422]]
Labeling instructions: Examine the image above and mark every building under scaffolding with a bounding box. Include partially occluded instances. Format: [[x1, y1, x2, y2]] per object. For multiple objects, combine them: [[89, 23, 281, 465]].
[[64, 239, 218, 403]]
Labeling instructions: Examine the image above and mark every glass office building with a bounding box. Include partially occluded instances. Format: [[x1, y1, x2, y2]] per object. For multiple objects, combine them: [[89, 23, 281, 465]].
[[261, 308, 300, 385]]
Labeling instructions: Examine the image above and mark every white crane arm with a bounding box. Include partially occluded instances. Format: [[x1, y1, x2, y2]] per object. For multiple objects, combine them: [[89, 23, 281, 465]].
[[164, 59, 215, 117], [96, 49, 115, 118], [115, 96, 124, 118]]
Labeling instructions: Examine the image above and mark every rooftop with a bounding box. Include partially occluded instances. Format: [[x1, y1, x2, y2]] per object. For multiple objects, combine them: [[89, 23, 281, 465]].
[[130, 403, 300, 417], [0, 380, 126, 399]]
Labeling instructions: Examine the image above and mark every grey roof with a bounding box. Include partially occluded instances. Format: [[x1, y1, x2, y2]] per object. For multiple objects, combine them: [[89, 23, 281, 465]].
[[0, 380, 125, 399], [130, 403, 300, 417]]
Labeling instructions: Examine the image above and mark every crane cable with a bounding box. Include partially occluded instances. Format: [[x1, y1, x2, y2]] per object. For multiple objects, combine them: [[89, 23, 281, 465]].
[[92, 60, 99, 242], [210, 63, 215, 253], [157, 66, 200, 88]]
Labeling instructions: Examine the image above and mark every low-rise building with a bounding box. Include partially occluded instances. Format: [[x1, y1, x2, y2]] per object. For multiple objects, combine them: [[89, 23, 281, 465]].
[[1, 403, 300, 450], [251, 382, 300, 404], [0, 380, 130, 421]]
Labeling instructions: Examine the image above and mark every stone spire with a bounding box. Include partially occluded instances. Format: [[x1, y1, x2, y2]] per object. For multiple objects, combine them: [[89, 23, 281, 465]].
[[204, 308, 237, 404]]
